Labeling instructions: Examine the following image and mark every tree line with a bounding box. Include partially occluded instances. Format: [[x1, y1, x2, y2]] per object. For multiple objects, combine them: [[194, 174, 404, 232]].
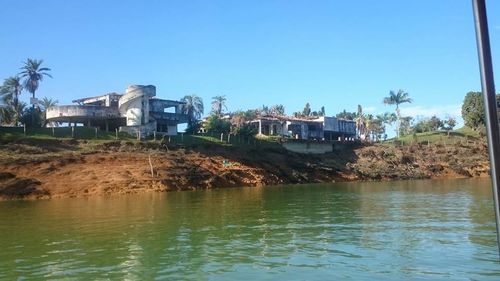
[[3, 61, 485, 141], [183, 90, 498, 141]]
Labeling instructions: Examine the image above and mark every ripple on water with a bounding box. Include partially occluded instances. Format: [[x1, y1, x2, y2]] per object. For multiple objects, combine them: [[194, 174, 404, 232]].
[[0, 179, 499, 280]]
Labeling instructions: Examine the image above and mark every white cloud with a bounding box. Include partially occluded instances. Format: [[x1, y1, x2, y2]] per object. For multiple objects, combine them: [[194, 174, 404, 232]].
[[400, 104, 462, 119]]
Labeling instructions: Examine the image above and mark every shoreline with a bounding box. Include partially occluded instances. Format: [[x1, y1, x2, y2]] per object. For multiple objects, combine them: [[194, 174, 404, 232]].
[[0, 138, 491, 200]]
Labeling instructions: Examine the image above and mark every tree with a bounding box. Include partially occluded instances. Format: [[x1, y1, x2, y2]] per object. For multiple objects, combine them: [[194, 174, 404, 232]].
[[203, 115, 231, 134], [383, 89, 412, 138], [336, 110, 357, 120], [365, 114, 385, 142], [181, 95, 204, 131], [0, 92, 13, 125], [429, 116, 444, 131], [0, 76, 23, 126], [461, 91, 500, 130], [413, 116, 443, 133], [39, 97, 59, 127], [270, 104, 285, 116], [399, 116, 414, 137], [211, 95, 227, 117], [355, 105, 366, 140], [20, 104, 41, 127], [19, 59, 52, 127], [302, 103, 311, 117], [444, 117, 456, 130], [370, 117, 385, 142], [39, 97, 58, 111], [230, 110, 258, 136], [260, 105, 270, 116], [319, 106, 326, 116], [2, 101, 27, 126], [443, 116, 457, 136], [382, 112, 397, 126]]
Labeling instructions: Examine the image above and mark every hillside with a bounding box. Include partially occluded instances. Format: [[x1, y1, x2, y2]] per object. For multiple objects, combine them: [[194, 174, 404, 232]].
[[0, 127, 491, 200]]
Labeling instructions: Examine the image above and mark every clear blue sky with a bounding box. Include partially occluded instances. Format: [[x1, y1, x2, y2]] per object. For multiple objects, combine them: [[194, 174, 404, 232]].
[[1, 0, 499, 127]]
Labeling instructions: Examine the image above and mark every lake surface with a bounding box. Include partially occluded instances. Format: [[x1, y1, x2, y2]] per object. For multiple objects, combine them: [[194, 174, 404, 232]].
[[1, 179, 499, 280]]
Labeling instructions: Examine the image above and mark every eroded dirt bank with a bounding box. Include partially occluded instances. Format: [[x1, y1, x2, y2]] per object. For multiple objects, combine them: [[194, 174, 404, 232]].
[[0, 139, 490, 200]]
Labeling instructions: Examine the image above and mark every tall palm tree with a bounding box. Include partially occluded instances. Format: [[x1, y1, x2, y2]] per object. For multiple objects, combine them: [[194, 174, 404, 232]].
[[365, 114, 375, 142], [0, 76, 23, 126], [181, 95, 204, 128], [355, 104, 366, 140], [383, 90, 412, 138], [211, 95, 227, 117], [19, 59, 52, 126]]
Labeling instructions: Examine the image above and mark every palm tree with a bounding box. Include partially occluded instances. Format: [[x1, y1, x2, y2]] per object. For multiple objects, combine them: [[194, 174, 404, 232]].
[[19, 59, 52, 126], [0, 99, 26, 126], [383, 90, 412, 138], [181, 95, 204, 128], [211, 95, 227, 117], [355, 105, 366, 140], [365, 114, 374, 142], [40, 97, 59, 127], [0, 76, 23, 126], [0, 92, 10, 124]]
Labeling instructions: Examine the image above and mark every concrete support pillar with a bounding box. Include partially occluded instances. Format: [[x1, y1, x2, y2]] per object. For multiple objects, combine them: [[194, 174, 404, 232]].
[[87, 119, 91, 127], [258, 120, 262, 135], [105, 119, 109, 132]]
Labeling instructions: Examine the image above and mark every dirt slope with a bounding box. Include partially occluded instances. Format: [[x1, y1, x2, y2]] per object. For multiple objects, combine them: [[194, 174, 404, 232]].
[[0, 140, 490, 200]]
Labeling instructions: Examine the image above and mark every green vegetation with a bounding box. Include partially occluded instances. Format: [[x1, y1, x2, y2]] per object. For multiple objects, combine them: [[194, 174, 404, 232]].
[[19, 59, 52, 127], [383, 89, 412, 138], [166, 133, 282, 150], [0, 126, 283, 161], [0, 76, 23, 126], [412, 115, 456, 134], [293, 103, 325, 118], [261, 104, 286, 116], [203, 115, 231, 134], [461, 91, 500, 131], [211, 95, 227, 117], [0, 59, 491, 148], [1, 58, 53, 128], [388, 127, 481, 145], [0, 126, 134, 142], [181, 94, 204, 133]]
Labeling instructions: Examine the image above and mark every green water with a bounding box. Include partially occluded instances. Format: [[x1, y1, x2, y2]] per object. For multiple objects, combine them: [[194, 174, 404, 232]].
[[1, 179, 499, 280]]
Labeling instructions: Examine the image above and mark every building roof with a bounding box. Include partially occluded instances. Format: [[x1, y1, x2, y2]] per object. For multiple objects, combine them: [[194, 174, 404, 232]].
[[72, 92, 122, 104], [149, 98, 185, 105]]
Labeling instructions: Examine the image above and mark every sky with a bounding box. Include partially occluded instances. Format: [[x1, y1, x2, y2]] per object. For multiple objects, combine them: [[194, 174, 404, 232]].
[[1, 0, 499, 131]]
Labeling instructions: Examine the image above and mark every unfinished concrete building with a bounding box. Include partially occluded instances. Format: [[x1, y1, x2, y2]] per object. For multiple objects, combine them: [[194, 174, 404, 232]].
[[46, 85, 188, 136], [250, 115, 356, 141]]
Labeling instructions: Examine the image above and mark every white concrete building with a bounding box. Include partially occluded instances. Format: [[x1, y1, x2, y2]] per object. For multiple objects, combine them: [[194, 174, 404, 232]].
[[46, 85, 188, 137], [250, 115, 356, 141]]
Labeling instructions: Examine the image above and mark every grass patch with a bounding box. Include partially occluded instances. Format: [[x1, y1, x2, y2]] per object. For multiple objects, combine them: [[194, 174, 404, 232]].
[[164, 133, 283, 150], [386, 127, 482, 145], [0, 127, 283, 153], [0, 126, 134, 142]]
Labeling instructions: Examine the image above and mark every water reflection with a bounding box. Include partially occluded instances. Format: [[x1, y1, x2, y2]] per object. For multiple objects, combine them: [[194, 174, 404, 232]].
[[0, 179, 499, 280]]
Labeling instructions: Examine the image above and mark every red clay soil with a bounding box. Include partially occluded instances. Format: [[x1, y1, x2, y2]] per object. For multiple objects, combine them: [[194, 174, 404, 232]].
[[0, 140, 491, 200]]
